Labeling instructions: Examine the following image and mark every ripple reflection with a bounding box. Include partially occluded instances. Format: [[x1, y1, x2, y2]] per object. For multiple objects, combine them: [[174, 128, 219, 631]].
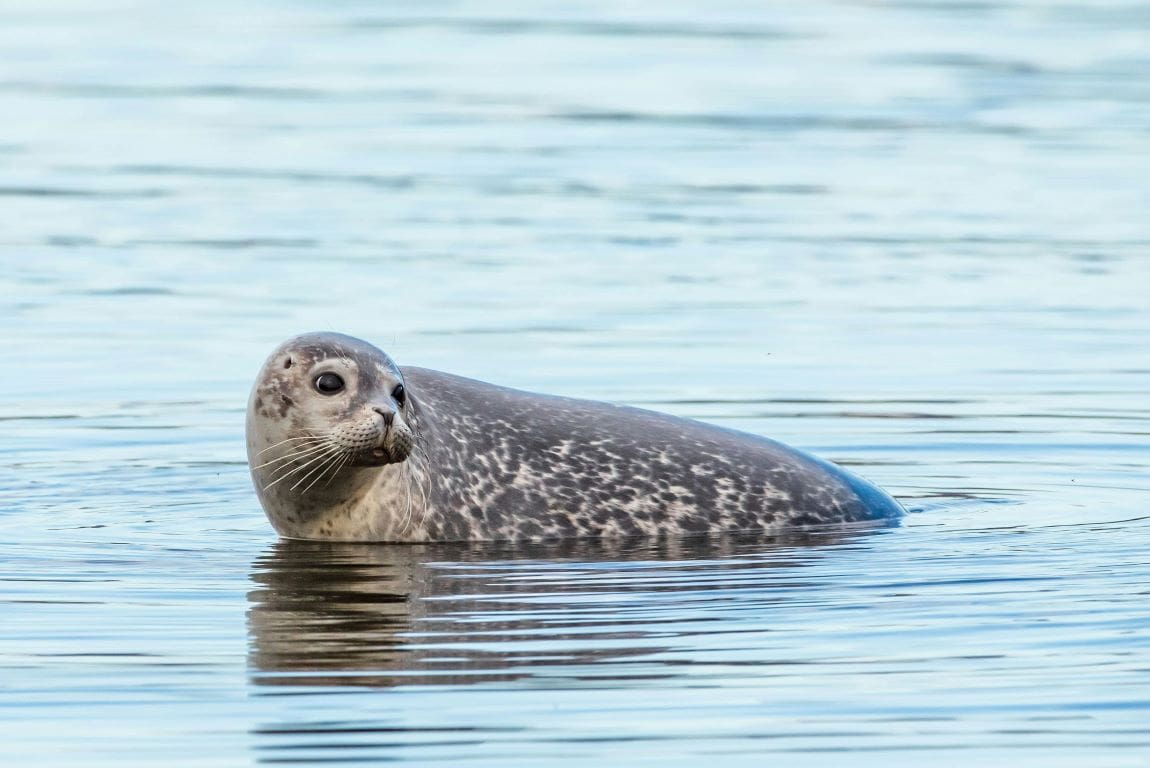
[[247, 528, 881, 690]]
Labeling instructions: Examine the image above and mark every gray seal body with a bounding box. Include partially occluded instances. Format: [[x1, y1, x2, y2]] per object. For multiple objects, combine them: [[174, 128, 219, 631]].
[[246, 333, 904, 542]]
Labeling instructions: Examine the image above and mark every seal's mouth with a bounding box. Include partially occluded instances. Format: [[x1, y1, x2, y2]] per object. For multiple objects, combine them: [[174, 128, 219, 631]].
[[337, 417, 413, 467], [354, 433, 410, 467], [348, 440, 392, 467]]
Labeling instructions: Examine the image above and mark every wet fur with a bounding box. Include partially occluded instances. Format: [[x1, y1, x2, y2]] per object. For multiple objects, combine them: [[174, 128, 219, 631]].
[[247, 333, 904, 542]]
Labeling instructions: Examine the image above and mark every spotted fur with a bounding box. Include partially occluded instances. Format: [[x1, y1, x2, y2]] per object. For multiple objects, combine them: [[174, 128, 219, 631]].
[[247, 333, 904, 542]]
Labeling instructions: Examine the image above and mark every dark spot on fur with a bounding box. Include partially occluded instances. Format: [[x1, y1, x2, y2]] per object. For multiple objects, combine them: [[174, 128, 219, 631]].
[[789, 511, 823, 526], [553, 513, 577, 535], [616, 515, 641, 536], [516, 519, 542, 537], [497, 487, 526, 512]]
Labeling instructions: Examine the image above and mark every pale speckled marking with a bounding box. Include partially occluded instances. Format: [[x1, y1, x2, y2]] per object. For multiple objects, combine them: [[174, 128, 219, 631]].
[[247, 333, 905, 542]]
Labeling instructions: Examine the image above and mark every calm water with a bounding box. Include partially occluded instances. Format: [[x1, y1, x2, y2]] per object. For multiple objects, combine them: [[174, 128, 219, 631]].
[[2, 1, 1149, 765]]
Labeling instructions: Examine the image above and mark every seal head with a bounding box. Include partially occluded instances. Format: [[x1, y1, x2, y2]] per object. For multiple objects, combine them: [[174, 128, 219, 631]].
[[246, 332, 417, 537]]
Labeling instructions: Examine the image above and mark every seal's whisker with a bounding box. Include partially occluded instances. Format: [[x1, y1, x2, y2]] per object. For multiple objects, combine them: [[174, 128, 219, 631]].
[[254, 436, 326, 469], [265, 454, 335, 493], [258, 442, 331, 477], [263, 444, 342, 491], [400, 447, 430, 539], [322, 451, 353, 489], [298, 454, 338, 495], [409, 468, 427, 539], [289, 445, 347, 492], [404, 450, 423, 533], [252, 440, 328, 470], [257, 434, 322, 456], [294, 449, 347, 494], [398, 464, 414, 539], [302, 449, 351, 495]]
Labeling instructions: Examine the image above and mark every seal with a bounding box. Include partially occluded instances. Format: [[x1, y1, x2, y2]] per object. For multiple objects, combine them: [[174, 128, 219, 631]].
[[246, 332, 904, 542]]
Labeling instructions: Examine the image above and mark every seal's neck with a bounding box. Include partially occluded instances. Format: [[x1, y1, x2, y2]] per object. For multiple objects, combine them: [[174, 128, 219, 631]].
[[256, 461, 377, 539]]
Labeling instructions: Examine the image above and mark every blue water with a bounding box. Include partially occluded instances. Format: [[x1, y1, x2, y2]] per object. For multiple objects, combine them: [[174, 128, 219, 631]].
[[2, 1, 1149, 766]]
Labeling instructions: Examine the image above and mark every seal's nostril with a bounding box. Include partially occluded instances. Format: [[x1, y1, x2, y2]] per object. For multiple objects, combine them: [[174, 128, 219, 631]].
[[372, 406, 394, 427]]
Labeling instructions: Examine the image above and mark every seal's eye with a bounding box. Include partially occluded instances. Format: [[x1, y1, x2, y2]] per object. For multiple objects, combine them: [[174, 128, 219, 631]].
[[392, 384, 406, 407], [314, 372, 345, 395]]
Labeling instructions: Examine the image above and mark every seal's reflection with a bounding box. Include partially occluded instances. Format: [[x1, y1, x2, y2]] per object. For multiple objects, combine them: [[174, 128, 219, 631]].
[[247, 529, 874, 689]]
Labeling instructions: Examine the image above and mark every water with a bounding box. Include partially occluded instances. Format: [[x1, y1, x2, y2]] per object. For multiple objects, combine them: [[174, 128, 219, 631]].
[[2, 0, 1149, 765]]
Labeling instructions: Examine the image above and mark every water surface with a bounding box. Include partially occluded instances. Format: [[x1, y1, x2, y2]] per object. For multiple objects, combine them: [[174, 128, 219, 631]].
[[2, 1, 1149, 766]]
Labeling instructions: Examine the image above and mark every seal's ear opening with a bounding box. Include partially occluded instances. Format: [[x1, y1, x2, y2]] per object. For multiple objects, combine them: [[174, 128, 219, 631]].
[[284, 357, 293, 369]]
